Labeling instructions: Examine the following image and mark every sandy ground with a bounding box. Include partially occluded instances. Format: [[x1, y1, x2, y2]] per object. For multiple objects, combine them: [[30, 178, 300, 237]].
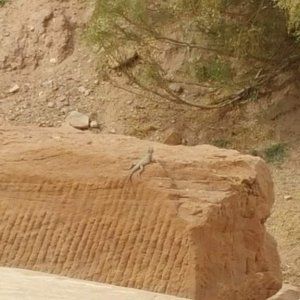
[[0, 267, 188, 300], [267, 146, 300, 286]]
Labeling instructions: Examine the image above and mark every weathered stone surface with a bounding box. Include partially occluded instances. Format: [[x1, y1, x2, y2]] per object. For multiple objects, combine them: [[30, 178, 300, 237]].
[[169, 83, 184, 94], [90, 120, 99, 128], [0, 126, 282, 300], [7, 84, 20, 94], [0, 267, 187, 300], [67, 111, 89, 129], [163, 129, 182, 145]]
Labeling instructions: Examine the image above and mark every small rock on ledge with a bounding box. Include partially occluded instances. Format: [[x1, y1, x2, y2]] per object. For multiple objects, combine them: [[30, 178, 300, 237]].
[[67, 111, 90, 130]]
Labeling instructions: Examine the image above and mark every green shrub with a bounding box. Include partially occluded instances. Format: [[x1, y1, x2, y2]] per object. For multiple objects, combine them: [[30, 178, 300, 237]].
[[263, 143, 287, 163], [211, 138, 231, 148], [0, 0, 8, 6], [275, 0, 300, 40], [86, 0, 296, 108], [195, 58, 232, 83]]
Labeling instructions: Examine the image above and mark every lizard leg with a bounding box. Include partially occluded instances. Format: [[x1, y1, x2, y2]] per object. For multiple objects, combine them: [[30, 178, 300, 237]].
[[129, 165, 139, 181], [137, 165, 144, 177]]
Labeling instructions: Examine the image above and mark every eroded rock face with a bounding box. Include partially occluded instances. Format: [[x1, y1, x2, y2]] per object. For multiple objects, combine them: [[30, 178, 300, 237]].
[[0, 126, 282, 300]]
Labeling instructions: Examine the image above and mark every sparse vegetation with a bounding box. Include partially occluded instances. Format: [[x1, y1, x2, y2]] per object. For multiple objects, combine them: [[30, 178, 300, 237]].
[[211, 138, 231, 149], [195, 58, 233, 83], [275, 0, 300, 41], [0, 0, 8, 7], [263, 142, 287, 163], [249, 149, 260, 157], [250, 142, 288, 163], [87, 0, 299, 109]]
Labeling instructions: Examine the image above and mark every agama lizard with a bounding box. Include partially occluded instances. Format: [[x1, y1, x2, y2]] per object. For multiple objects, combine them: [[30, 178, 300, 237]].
[[128, 147, 154, 181]]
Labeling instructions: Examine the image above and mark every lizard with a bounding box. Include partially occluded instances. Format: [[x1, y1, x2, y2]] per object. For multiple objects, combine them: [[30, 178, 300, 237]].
[[128, 146, 154, 182]]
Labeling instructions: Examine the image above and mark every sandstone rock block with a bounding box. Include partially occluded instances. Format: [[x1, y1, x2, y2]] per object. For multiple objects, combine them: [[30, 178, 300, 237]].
[[0, 126, 282, 300]]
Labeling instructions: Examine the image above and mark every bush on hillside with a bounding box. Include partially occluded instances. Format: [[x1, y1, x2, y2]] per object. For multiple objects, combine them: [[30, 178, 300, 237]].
[[275, 0, 300, 40], [86, 0, 299, 109]]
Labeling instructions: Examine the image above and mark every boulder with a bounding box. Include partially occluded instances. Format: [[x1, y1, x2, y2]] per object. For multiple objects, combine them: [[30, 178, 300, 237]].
[[0, 126, 282, 300]]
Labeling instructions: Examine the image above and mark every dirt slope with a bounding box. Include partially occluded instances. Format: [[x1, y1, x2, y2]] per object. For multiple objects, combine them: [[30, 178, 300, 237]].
[[267, 149, 300, 286], [0, 0, 100, 127]]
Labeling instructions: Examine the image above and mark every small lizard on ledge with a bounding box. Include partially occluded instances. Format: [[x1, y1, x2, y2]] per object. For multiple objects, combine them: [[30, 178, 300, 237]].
[[128, 147, 154, 181]]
